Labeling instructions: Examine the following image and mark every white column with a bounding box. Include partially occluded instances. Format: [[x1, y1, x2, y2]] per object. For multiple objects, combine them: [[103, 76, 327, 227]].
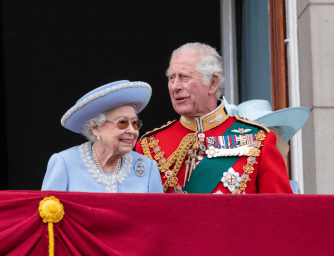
[[220, 0, 238, 104], [285, 0, 304, 193]]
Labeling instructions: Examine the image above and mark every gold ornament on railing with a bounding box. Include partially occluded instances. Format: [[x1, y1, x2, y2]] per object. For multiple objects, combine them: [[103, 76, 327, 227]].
[[39, 196, 65, 256]]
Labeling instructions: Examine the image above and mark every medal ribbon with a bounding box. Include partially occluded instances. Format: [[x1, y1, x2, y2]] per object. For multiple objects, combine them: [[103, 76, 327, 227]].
[[184, 123, 258, 194], [206, 134, 255, 148]]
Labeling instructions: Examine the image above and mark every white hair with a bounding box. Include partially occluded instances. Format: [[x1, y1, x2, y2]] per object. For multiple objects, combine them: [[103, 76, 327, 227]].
[[82, 113, 108, 142], [167, 42, 225, 99]]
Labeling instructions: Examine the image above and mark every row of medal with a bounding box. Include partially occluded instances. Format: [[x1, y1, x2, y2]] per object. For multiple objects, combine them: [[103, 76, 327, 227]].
[[182, 133, 257, 187], [206, 146, 252, 158]]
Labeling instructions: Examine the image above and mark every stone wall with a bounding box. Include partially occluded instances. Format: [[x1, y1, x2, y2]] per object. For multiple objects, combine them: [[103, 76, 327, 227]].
[[297, 0, 334, 194]]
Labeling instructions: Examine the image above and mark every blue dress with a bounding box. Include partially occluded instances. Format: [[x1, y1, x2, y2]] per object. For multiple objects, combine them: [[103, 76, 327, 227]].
[[42, 142, 163, 193]]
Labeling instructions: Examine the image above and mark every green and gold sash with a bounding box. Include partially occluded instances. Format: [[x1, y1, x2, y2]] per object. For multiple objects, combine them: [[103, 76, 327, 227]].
[[184, 122, 258, 193]]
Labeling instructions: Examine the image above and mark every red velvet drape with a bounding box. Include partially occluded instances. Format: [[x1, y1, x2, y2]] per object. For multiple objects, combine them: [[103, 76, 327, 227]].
[[1, 191, 333, 256]]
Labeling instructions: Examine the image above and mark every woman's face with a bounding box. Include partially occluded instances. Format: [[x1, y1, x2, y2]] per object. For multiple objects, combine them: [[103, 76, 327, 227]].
[[94, 105, 139, 156]]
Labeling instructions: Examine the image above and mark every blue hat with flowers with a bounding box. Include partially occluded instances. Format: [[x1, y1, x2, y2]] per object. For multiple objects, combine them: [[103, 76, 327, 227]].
[[223, 97, 309, 141], [61, 80, 152, 133]]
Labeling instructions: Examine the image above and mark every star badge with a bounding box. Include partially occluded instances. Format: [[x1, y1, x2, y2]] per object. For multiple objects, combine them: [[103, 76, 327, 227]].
[[221, 167, 242, 193]]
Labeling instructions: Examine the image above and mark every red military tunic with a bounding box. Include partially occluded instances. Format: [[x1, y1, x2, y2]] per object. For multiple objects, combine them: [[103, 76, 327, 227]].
[[135, 102, 292, 194]]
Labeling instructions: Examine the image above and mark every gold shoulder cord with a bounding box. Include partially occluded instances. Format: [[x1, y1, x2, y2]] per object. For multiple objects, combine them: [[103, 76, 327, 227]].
[[141, 137, 154, 160], [141, 133, 197, 192]]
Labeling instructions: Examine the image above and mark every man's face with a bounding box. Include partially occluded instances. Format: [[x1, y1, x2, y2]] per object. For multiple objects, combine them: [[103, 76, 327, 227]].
[[167, 52, 213, 118]]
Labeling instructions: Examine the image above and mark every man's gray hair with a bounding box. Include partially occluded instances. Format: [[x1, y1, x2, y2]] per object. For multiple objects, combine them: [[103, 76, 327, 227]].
[[167, 42, 225, 99]]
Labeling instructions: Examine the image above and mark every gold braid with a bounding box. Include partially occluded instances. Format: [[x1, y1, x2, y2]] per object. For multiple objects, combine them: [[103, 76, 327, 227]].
[[162, 133, 197, 192], [140, 137, 154, 160], [48, 223, 54, 256], [141, 133, 197, 192]]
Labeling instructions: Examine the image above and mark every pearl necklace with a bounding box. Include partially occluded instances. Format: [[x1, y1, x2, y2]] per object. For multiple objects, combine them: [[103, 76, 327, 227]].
[[92, 146, 121, 175], [79, 142, 132, 193]]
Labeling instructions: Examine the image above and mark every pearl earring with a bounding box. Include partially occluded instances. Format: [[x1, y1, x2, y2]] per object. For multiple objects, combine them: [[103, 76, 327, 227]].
[[97, 136, 100, 140]]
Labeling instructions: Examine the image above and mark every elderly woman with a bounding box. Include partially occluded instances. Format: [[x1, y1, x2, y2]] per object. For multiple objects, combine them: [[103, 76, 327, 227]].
[[42, 80, 163, 193]]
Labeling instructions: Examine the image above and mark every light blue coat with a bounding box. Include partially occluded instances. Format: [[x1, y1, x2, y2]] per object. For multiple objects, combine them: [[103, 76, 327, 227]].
[[289, 180, 300, 194], [42, 142, 163, 193]]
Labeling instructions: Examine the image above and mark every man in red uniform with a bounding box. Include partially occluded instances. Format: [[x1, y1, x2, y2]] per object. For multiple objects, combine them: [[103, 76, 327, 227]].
[[135, 42, 292, 194]]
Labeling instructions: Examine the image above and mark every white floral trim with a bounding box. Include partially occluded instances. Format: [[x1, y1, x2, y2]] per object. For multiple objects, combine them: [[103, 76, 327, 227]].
[[78, 142, 133, 193], [61, 81, 151, 127]]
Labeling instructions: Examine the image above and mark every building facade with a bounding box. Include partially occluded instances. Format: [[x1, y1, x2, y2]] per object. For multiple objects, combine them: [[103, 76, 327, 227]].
[[221, 0, 334, 194], [297, 0, 334, 194]]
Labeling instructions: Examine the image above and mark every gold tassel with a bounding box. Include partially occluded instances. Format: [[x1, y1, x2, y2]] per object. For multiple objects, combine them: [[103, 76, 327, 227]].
[[39, 196, 65, 256]]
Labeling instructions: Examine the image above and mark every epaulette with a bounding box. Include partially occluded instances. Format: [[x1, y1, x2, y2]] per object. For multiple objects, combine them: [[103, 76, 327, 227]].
[[234, 115, 270, 133], [139, 120, 177, 140]]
